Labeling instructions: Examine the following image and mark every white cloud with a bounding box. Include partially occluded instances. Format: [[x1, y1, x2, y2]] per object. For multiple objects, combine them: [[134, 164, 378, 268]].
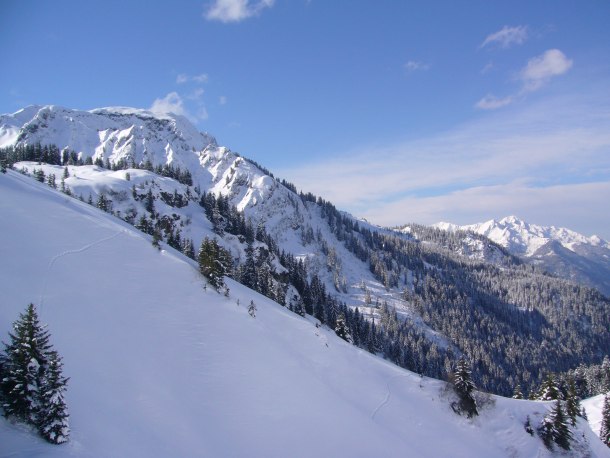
[[476, 94, 513, 110], [404, 61, 429, 73], [475, 49, 573, 109], [150, 92, 189, 117], [277, 93, 610, 238], [176, 73, 209, 84], [150, 92, 208, 123], [520, 49, 573, 92], [481, 25, 528, 49], [204, 0, 275, 23], [360, 181, 610, 239], [192, 73, 209, 84]]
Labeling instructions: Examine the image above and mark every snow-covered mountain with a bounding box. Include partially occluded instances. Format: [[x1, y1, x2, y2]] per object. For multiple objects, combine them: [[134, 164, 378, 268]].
[[436, 216, 610, 296], [2, 105, 609, 401], [0, 105, 386, 308], [2, 169, 609, 457]]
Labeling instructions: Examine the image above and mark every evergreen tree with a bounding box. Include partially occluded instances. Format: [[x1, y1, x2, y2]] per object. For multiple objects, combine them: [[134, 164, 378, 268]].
[[197, 238, 230, 290], [334, 313, 353, 343], [152, 229, 161, 250], [37, 351, 69, 444], [538, 373, 561, 401], [452, 357, 478, 418], [564, 377, 580, 426], [540, 400, 572, 450], [1, 304, 51, 423], [600, 393, 610, 448], [34, 169, 45, 183], [96, 193, 109, 212], [242, 241, 257, 290], [182, 238, 195, 260], [512, 384, 524, 399], [145, 189, 155, 214], [46, 173, 57, 189], [0, 304, 69, 444]]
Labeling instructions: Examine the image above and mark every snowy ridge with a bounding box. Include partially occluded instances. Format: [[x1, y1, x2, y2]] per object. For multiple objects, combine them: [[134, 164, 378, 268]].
[[436, 216, 610, 296], [436, 216, 610, 257], [1, 170, 608, 457], [0, 105, 217, 172]]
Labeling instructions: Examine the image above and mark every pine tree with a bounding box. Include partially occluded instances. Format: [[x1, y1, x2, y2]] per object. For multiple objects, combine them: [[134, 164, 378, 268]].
[[197, 238, 230, 290], [1, 304, 51, 423], [452, 357, 478, 418], [96, 193, 109, 212], [334, 313, 353, 343], [145, 189, 155, 215], [538, 373, 561, 401], [564, 377, 580, 426], [541, 400, 572, 450], [0, 304, 69, 444], [152, 229, 161, 250], [600, 393, 610, 448], [242, 241, 257, 290], [512, 384, 524, 399], [37, 351, 69, 444]]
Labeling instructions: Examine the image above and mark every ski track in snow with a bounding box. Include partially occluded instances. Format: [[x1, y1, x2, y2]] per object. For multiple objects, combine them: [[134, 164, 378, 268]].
[[371, 374, 408, 421], [39, 230, 125, 308]]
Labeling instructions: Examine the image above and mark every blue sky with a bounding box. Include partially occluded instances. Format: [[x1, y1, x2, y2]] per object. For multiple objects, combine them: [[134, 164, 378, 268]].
[[1, 0, 610, 238]]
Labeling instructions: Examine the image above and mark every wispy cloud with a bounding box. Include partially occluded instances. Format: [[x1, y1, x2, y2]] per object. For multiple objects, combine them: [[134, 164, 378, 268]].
[[404, 60, 429, 74], [176, 73, 209, 84], [480, 25, 528, 49], [476, 94, 513, 110], [363, 181, 610, 238], [476, 49, 573, 110], [277, 91, 610, 238], [204, 0, 275, 23]]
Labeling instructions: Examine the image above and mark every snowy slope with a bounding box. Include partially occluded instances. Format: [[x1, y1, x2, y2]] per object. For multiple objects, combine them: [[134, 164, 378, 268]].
[[1, 105, 405, 320], [436, 216, 610, 296], [583, 393, 609, 438], [1, 171, 608, 457]]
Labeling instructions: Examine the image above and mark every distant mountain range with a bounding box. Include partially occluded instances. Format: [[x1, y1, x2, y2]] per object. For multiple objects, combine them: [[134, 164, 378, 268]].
[[435, 216, 610, 296]]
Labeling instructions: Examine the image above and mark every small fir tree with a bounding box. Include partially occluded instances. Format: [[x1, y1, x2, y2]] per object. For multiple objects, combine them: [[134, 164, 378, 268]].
[[334, 313, 353, 343], [539, 400, 572, 450], [512, 384, 524, 399], [452, 357, 478, 418], [564, 377, 580, 426], [152, 229, 162, 250], [538, 373, 561, 401]]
